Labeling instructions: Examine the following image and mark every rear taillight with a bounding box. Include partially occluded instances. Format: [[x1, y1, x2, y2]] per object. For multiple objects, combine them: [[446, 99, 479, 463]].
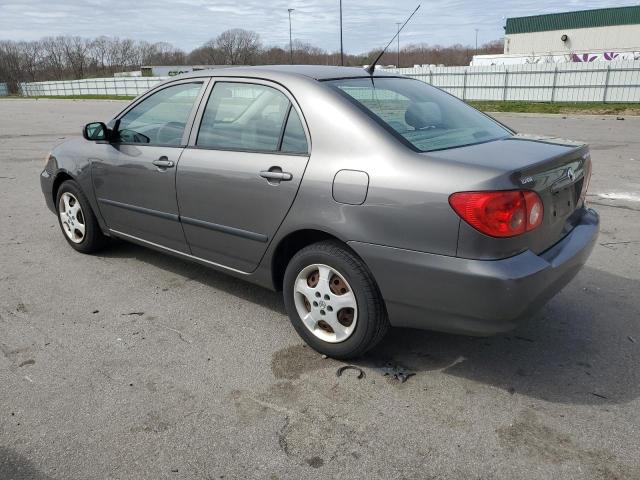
[[449, 190, 544, 238]]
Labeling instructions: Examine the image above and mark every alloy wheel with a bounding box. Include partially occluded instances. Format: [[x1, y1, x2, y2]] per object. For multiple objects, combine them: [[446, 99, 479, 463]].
[[293, 263, 358, 343], [58, 192, 85, 244]]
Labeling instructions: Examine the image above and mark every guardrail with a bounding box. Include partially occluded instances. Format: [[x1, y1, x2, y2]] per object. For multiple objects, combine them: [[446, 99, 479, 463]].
[[387, 61, 640, 103]]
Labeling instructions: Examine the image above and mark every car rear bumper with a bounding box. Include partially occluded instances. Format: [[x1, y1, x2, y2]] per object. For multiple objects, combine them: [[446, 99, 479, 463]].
[[348, 207, 599, 336]]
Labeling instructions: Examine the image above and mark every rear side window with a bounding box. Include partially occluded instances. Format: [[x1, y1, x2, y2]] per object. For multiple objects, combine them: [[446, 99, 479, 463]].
[[197, 82, 291, 152], [280, 108, 308, 154], [326, 77, 511, 152]]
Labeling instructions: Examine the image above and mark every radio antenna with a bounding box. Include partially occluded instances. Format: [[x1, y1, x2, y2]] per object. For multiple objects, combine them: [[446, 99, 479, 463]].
[[365, 5, 421, 75]]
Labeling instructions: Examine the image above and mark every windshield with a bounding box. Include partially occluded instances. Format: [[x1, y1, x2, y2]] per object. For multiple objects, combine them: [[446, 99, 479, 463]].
[[326, 77, 511, 152]]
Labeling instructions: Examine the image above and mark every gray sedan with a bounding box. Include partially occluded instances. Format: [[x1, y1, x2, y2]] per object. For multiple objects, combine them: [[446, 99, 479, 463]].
[[40, 66, 599, 358]]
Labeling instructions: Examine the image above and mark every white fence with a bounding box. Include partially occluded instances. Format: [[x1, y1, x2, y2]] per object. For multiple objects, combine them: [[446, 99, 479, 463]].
[[388, 61, 640, 103], [16, 61, 640, 103], [19, 77, 167, 97], [0, 83, 8, 96]]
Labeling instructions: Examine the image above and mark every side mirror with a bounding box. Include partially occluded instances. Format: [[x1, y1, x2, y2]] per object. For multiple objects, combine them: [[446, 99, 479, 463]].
[[83, 122, 108, 141]]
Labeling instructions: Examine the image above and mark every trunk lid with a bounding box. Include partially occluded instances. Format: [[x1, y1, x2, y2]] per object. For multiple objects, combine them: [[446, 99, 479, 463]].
[[427, 134, 591, 258], [513, 135, 590, 253]]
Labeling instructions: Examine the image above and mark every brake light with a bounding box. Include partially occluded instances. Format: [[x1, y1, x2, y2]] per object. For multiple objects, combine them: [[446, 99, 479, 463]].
[[449, 190, 544, 238]]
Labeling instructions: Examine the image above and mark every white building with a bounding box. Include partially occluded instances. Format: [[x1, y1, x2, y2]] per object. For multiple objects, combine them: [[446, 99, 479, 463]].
[[473, 5, 640, 65], [140, 65, 233, 77]]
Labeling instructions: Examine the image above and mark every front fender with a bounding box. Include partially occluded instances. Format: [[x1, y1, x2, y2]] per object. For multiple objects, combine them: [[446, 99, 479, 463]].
[[47, 138, 110, 236]]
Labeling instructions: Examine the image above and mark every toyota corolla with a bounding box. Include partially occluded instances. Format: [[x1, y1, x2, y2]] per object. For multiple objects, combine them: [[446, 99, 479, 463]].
[[40, 66, 599, 358]]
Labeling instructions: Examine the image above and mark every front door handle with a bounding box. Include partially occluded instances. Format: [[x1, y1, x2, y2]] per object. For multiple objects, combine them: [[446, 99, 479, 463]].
[[260, 167, 293, 184], [153, 157, 175, 169]]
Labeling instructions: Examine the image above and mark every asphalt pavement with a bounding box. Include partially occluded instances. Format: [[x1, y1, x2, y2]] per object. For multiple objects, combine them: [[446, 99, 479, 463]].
[[1, 99, 639, 479]]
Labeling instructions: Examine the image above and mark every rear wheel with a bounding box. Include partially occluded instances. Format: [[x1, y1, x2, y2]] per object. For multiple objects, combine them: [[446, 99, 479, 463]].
[[56, 180, 107, 253], [283, 240, 388, 359]]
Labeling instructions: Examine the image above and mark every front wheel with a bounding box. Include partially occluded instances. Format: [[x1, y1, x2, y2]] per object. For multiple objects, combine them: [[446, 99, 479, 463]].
[[283, 241, 389, 359], [56, 179, 107, 253]]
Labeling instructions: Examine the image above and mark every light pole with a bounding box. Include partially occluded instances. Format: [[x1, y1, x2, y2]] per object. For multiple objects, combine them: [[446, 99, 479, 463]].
[[288, 8, 295, 64], [475, 28, 479, 55], [396, 22, 402, 67], [339, 0, 344, 66]]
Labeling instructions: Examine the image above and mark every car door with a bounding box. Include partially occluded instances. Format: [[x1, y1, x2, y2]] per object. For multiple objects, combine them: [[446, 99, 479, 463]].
[[176, 80, 311, 272], [92, 80, 207, 252]]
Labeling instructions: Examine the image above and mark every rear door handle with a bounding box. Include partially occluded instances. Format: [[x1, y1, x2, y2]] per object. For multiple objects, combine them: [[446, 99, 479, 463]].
[[260, 170, 293, 182], [153, 157, 175, 169]]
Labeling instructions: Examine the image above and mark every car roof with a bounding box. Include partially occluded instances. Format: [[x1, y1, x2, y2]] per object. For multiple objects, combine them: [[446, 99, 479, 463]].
[[179, 65, 398, 82]]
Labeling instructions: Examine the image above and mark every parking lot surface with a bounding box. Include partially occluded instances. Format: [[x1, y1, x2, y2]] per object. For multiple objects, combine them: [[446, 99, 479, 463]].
[[1, 99, 639, 479]]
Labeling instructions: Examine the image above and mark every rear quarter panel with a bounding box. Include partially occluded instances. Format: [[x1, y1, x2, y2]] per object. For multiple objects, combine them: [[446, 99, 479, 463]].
[[260, 79, 464, 262]]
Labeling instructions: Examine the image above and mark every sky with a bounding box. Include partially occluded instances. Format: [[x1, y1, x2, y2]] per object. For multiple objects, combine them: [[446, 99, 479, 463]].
[[0, 0, 637, 53]]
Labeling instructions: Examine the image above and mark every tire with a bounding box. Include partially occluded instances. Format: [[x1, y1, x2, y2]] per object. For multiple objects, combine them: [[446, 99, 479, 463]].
[[283, 240, 389, 359], [55, 179, 108, 254]]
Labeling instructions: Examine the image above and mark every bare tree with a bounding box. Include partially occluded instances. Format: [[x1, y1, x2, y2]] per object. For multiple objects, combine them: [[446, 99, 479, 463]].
[[0, 31, 504, 91], [60, 36, 91, 79], [90, 36, 111, 76], [187, 40, 221, 65], [40, 37, 67, 80], [0, 41, 22, 91], [117, 38, 137, 69], [290, 40, 328, 64], [143, 41, 186, 65], [17, 41, 42, 81], [262, 46, 288, 65], [214, 29, 261, 65]]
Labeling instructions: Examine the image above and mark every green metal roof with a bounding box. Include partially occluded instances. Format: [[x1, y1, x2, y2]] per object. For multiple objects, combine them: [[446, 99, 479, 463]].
[[505, 5, 640, 34]]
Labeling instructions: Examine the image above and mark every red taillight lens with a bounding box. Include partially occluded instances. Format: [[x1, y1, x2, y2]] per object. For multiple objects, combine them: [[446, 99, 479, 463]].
[[449, 190, 544, 238]]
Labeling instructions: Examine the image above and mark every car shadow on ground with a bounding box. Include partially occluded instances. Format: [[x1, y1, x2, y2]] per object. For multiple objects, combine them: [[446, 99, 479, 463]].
[[363, 265, 640, 406], [98, 242, 639, 406], [97, 239, 287, 315], [0, 447, 54, 480]]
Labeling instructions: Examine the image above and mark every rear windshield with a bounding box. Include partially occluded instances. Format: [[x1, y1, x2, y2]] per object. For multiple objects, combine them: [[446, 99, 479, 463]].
[[326, 77, 511, 152]]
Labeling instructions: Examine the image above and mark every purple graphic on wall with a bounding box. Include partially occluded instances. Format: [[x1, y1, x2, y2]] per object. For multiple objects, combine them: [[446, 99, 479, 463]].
[[571, 53, 597, 62], [571, 52, 629, 63]]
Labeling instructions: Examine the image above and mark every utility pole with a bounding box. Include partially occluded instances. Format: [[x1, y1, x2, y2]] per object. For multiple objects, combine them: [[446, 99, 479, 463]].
[[339, 0, 344, 65], [475, 28, 479, 55], [288, 8, 295, 64], [396, 22, 402, 67]]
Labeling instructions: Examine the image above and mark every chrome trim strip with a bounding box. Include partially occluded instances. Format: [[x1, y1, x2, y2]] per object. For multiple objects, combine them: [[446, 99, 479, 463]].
[[181, 216, 268, 243], [98, 198, 179, 222], [109, 229, 251, 275]]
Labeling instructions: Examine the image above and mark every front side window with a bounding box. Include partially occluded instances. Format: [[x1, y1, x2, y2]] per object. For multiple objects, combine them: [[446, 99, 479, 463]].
[[117, 82, 203, 146], [326, 77, 511, 152], [197, 82, 292, 152]]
